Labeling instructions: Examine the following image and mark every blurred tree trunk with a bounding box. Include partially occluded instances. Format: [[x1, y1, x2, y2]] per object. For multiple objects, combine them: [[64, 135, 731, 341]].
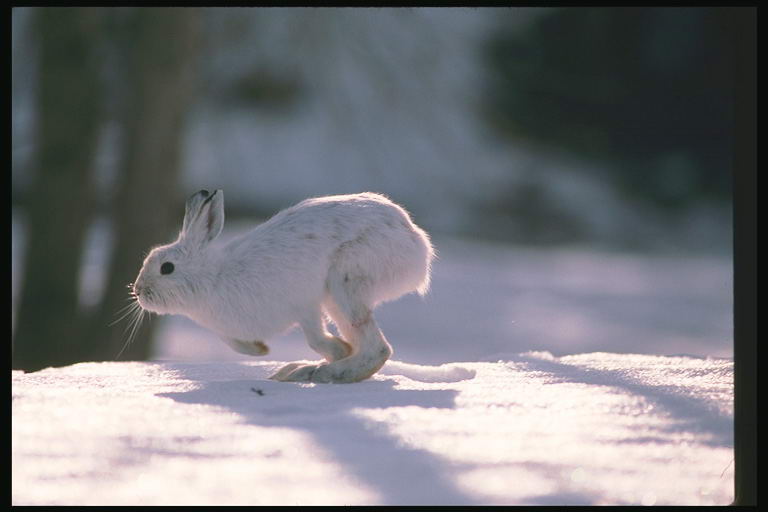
[[12, 8, 103, 371], [85, 8, 200, 361]]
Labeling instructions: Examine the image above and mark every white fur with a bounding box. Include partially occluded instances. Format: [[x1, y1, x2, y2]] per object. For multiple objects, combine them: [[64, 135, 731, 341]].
[[133, 191, 434, 383]]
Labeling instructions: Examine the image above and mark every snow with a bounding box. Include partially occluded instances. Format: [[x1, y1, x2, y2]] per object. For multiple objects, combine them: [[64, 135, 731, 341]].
[[12, 353, 733, 505]]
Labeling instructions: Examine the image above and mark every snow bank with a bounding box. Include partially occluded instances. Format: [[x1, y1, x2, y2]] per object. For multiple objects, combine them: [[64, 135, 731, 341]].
[[12, 353, 733, 505], [380, 360, 476, 382]]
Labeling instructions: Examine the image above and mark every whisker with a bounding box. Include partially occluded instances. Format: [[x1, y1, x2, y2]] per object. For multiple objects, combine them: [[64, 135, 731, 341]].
[[109, 300, 140, 327], [114, 306, 147, 361], [110, 287, 152, 361], [114, 297, 139, 311], [118, 306, 140, 338]]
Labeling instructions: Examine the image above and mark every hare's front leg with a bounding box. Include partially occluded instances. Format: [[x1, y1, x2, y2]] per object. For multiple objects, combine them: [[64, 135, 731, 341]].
[[299, 312, 353, 362]]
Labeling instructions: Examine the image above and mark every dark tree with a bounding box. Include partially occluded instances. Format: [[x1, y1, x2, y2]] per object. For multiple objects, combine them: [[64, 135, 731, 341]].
[[13, 8, 201, 371], [13, 8, 104, 371], [484, 7, 735, 210]]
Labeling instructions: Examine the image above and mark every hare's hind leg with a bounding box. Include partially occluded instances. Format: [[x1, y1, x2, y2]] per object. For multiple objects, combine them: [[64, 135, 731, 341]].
[[273, 271, 392, 383], [269, 309, 352, 381]]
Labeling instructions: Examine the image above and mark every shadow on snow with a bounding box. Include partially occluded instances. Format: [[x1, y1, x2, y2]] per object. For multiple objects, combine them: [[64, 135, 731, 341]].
[[156, 362, 476, 506]]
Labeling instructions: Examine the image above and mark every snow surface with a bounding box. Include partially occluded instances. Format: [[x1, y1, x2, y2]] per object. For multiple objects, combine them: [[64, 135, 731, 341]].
[[12, 353, 733, 506]]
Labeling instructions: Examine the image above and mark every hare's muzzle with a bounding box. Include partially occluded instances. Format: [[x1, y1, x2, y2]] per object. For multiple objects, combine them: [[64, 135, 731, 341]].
[[132, 281, 154, 307]]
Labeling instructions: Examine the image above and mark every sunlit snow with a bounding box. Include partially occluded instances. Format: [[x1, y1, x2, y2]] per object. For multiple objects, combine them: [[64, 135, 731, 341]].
[[12, 352, 732, 505]]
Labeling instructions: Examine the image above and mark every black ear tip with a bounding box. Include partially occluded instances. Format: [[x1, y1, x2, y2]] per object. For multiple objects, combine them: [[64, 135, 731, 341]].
[[187, 190, 210, 203], [201, 189, 218, 207]]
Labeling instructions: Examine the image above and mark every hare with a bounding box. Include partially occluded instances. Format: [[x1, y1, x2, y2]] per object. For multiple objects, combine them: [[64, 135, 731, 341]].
[[132, 190, 434, 383]]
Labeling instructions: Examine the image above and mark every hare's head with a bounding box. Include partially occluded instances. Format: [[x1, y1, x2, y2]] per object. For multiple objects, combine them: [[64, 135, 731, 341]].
[[133, 189, 224, 315]]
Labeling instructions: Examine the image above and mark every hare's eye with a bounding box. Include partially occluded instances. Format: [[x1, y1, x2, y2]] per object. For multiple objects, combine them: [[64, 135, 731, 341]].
[[160, 262, 175, 275]]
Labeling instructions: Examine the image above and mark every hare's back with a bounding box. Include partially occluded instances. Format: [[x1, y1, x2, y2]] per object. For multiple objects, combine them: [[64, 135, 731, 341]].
[[228, 193, 432, 307], [264, 192, 417, 238]]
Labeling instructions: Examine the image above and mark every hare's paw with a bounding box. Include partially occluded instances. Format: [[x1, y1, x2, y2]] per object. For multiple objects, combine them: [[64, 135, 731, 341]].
[[306, 363, 356, 384], [284, 364, 325, 382], [244, 340, 269, 355], [270, 363, 334, 382], [268, 362, 305, 381], [225, 338, 270, 356], [269, 362, 329, 382], [269, 362, 342, 383], [273, 362, 365, 384], [269, 359, 378, 383]]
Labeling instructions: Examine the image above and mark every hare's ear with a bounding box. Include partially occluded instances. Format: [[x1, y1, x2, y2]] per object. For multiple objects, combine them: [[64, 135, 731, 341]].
[[180, 189, 224, 247]]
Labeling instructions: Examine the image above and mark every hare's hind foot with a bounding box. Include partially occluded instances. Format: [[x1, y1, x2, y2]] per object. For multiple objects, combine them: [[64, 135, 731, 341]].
[[267, 330, 354, 382], [269, 342, 392, 384], [269, 362, 324, 382], [268, 362, 307, 381], [268, 361, 372, 384]]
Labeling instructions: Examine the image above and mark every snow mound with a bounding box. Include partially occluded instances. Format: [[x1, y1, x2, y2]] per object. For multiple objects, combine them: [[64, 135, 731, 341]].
[[380, 360, 476, 382]]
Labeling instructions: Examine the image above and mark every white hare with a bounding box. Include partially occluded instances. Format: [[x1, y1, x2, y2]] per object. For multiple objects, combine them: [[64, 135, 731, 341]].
[[132, 190, 434, 383]]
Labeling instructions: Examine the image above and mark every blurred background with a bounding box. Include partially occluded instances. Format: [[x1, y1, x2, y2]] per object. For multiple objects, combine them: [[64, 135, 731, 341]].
[[12, 7, 740, 371]]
